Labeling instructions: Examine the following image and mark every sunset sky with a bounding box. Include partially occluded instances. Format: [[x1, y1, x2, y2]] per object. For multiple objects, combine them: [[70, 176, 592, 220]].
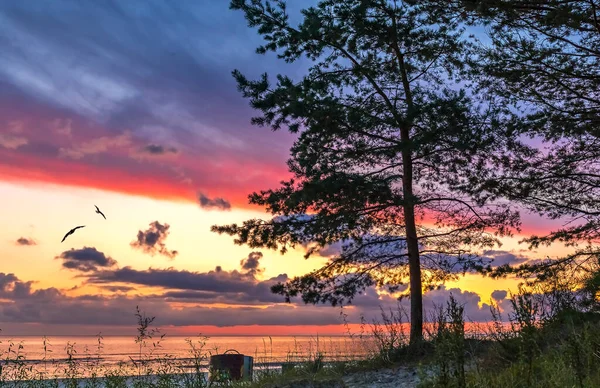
[[0, 0, 574, 336]]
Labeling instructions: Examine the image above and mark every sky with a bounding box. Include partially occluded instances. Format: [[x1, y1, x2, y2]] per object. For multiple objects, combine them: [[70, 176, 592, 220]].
[[0, 0, 574, 337]]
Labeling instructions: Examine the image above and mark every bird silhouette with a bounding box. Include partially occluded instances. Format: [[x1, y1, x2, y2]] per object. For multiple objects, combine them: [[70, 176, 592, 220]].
[[61, 225, 85, 243], [95, 205, 106, 220]]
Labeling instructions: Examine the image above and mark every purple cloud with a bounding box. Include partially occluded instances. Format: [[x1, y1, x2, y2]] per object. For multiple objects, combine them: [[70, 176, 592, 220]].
[[130, 221, 178, 259], [15, 237, 36, 246], [55, 247, 117, 272], [198, 192, 231, 211], [491, 290, 508, 301]]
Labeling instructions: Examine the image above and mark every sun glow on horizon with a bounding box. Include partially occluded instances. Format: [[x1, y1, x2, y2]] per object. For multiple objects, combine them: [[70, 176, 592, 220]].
[[0, 178, 574, 335], [0, 180, 327, 291]]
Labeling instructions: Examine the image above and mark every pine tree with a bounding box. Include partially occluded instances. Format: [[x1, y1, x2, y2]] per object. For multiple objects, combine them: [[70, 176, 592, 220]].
[[434, 0, 600, 304], [213, 0, 520, 344]]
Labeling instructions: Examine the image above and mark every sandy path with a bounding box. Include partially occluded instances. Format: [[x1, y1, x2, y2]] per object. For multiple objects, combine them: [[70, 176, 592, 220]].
[[342, 366, 423, 387]]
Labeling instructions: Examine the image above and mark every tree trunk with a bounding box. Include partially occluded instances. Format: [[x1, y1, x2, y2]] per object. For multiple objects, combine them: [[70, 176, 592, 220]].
[[395, 39, 422, 344], [401, 126, 423, 345], [405, 203, 423, 345]]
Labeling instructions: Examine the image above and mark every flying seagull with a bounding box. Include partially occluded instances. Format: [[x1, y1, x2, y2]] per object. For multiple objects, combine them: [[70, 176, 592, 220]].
[[94, 205, 106, 220], [61, 225, 85, 243]]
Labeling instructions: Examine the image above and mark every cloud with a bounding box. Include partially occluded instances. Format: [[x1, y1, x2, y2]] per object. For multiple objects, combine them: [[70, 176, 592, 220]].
[[15, 237, 36, 246], [198, 192, 231, 211], [0, 271, 343, 328], [58, 132, 132, 159], [0, 100, 292, 210], [0, 0, 306, 209], [130, 143, 180, 162], [0, 134, 28, 149], [60, 248, 286, 305], [0, 0, 298, 151], [315, 240, 348, 258], [0, 273, 19, 289], [347, 285, 505, 323], [415, 286, 498, 322], [7, 121, 24, 133], [140, 144, 178, 155], [240, 251, 264, 277], [0, 273, 60, 302], [55, 247, 117, 272], [86, 266, 287, 305], [0, 269, 522, 330], [89, 267, 255, 292], [53, 118, 72, 136], [0, 288, 341, 329], [315, 242, 531, 275], [130, 221, 178, 259], [99, 285, 137, 293], [483, 250, 529, 267], [307, 234, 493, 277], [491, 290, 508, 301]]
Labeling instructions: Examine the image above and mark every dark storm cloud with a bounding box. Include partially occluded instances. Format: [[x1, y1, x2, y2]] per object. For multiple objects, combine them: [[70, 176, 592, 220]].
[[130, 221, 178, 259], [55, 247, 117, 272], [198, 192, 231, 211], [140, 144, 178, 155], [15, 237, 36, 246]]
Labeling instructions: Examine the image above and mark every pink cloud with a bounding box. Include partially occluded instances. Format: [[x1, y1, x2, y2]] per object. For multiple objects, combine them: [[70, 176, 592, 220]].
[[0, 134, 28, 149], [0, 100, 292, 209], [58, 131, 133, 159]]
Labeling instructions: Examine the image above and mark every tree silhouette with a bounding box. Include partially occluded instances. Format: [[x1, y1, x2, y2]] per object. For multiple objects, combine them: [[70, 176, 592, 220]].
[[213, 0, 519, 344], [432, 1, 600, 294]]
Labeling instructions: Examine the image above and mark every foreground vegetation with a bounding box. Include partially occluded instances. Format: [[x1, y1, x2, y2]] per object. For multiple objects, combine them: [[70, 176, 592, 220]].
[[245, 288, 600, 388]]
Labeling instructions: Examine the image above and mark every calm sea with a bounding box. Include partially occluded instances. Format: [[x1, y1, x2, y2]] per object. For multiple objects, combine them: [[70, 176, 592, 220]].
[[0, 335, 374, 378]]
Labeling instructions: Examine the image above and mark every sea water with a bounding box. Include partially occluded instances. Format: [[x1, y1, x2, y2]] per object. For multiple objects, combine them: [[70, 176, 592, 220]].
[[0, 335, 375, 379]]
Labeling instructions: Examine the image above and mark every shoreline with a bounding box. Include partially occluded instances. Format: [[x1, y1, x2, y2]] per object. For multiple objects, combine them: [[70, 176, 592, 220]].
[[0, 358, 364, 382]]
